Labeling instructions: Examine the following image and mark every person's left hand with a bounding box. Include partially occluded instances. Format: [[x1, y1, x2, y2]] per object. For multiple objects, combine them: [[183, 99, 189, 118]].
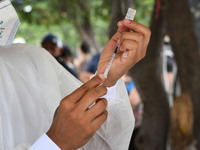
[[97, 19, 151, 87]]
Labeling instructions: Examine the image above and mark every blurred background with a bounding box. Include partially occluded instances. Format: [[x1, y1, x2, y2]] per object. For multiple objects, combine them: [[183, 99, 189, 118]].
[[13, 0, 153, 52], [12, 0, 200, 150]]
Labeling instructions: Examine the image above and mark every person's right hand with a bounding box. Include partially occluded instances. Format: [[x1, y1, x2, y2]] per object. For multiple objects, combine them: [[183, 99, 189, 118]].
[[97, 20, 151, 87], [47, 74, 108, 150]]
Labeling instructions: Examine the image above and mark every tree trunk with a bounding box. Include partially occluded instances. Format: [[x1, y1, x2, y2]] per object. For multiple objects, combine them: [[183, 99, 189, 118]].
[[74, 18, 101, 55], [163, 0, 200, 149], [129, 1, 170, 150], [108, 0, 133, 38], [59, 0, 101, 54], [73, 1, 101, 54]]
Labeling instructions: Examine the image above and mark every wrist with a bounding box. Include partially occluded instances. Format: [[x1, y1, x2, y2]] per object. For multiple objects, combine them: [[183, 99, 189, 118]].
[[46, 130, 75, 150], [90, 73, 116, 87], [103, 78, 117, 87]]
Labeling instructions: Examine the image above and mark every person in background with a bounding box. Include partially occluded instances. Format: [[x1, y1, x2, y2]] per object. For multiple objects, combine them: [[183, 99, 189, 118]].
[[41, 33, 78, 78], [41, 33, 62, 58], [74, 42, 91, 76], [163, 35, 174, 88], [60, 45, 78, 76], [80, 53, 101, 83]]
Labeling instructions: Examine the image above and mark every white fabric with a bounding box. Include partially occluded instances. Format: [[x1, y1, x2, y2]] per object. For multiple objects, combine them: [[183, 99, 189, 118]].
[[0, 44, 135, 150], [31, 83, 118, 150], [31, 134, 60, 150], [0, 0, 20, 47]]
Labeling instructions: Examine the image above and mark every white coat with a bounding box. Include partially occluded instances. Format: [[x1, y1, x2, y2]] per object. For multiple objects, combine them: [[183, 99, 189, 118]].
[[0, 44, 134, 150]]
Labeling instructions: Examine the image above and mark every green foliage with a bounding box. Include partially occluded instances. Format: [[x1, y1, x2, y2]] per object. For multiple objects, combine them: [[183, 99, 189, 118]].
[[133, 0, 155, 27], [16, 21, 80, 51], [90, 0, 112, 21]]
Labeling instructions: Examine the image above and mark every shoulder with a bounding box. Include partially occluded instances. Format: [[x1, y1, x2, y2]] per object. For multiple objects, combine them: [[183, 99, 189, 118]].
[[0, 44, 61, 71], [0, 43, 51, 59], [11, 43, 51, 57], [9, 43, 57, 63]]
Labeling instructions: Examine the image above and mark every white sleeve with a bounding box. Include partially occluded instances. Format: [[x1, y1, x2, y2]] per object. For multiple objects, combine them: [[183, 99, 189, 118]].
[[79, 78, 135, 150], [30, 134, 61, 150], [10, 134, 60, 150]]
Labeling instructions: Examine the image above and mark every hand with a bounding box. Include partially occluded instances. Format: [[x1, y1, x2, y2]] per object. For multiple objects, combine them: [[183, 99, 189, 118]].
[[47, 75, 108, 150], [97, 19, 151, 87]]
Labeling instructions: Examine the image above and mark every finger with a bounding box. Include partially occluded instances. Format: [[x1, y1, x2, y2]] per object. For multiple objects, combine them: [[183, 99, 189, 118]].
[[122, 20, 151, 48], [117, 21, 131, 33], [78, 85, 107, 110], [91, 110, 108, 131], [86, 98, 107, 120], [120, 39, 147, 63], [111, 25, 128, 43], [109, 20, 130, 46], [118, 32, 142, 53], [110, 20, 150, 49], [63, 74, 105, 103], [123, 20, 151, 37], [119, 32, 144, 45], [119, 40, 138, 53], [101, 20, 130, 54]]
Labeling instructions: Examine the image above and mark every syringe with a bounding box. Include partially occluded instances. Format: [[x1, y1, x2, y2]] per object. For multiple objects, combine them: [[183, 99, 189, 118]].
[[103, 8, 136, 78]]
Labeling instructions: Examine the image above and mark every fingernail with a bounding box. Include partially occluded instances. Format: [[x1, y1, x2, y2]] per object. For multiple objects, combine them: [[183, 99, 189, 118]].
[[98, 74, 105, 81], [125, 19, 131, 24]]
